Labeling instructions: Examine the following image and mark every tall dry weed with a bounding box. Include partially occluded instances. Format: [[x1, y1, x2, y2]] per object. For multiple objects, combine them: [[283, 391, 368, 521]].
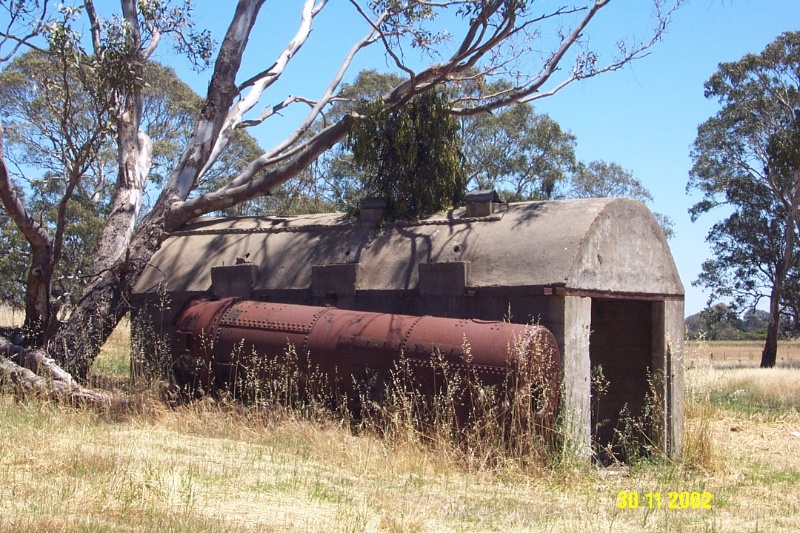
[[352, 330, 564, 471]]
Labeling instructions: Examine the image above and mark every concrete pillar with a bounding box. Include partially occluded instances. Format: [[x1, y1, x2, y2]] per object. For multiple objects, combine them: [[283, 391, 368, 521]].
[[665, 299, 685, 457], [651, 299, 685, 458], [560, 295, 592, 457]]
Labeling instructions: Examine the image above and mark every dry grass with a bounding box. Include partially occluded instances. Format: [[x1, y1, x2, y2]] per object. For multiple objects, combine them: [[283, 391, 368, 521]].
[[2, 304, 800, 532], [91, 316, 133, 386], [686, 339, 800, 368], [0, 304, 22, 328], [1, 389, 799, 532]]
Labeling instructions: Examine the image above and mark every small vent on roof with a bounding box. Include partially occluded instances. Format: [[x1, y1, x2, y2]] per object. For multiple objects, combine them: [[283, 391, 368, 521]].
[[359, 196, 389, 223], [464, 189, 501, 217]]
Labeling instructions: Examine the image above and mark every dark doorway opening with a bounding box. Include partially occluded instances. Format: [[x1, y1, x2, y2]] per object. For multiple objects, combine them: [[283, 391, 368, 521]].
[[590, 299, 654, 460]]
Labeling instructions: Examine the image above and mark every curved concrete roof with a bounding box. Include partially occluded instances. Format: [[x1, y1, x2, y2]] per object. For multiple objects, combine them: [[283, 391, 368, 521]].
[[134, 198, 683, 297]]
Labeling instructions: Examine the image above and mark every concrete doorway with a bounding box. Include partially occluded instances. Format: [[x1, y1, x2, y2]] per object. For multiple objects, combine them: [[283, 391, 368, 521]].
[[590, 299, 655, 458]]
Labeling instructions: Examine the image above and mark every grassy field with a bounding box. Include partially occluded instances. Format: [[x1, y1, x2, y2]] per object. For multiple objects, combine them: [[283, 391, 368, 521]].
[[685, 339, 800, 368], [1, 308, 799, 532]]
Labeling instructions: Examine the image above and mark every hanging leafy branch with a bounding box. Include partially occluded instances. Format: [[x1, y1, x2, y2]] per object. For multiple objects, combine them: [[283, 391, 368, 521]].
[[347, 90, 466, 220]]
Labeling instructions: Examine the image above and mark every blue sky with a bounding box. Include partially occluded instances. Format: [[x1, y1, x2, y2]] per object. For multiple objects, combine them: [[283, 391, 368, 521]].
[[133, 1, 800, 315]]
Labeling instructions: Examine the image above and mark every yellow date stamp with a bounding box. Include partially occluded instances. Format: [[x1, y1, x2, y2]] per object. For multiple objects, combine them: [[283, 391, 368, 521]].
[[616, 491, 713, 509]]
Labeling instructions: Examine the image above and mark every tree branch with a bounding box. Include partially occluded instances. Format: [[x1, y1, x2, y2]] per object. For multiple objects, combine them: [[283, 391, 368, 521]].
[[0, 0, 50, 63], [216, 17, 382, 193], [171, 1, 682, 220], [84, 0, 103, 55], [170, 116, 354, 226], [0, 122, 50, 250], [349, 1, 415, 79], [160, 0, 266, 202], [195, 0, 329, 183], [142, 17, 162, 60], [239, 95, 318, 128]]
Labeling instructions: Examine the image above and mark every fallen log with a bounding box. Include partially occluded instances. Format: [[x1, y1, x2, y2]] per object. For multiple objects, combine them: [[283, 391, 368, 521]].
[[0, 336, 117, 407]]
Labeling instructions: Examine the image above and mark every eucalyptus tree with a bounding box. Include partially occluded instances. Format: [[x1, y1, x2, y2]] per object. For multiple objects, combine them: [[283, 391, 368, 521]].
[[693, 175, 794, 345], [0, 0, 682, 387], [0, 49, 111, 339], [461, 102, 577, 201], [0, 0, 213, 346], [688, 31, 800, 367], [0, 55, 266, 322]]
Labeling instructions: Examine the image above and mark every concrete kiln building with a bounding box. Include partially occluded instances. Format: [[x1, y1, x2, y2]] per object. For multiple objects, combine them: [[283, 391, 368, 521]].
[[133, 196, 684, 457]]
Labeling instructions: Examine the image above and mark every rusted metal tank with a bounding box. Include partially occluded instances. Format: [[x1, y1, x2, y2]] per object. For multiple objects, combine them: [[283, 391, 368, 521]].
[[172, 297, 561, 423]]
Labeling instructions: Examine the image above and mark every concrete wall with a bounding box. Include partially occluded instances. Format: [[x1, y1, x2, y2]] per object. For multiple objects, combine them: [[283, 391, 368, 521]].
[[133, 276, 684, 461], [132, 198, 686, 460], [135, 199, 684, 298], [665, 299, 685, 456]]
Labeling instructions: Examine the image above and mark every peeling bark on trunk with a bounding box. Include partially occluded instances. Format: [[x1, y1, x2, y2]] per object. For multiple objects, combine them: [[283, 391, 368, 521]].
[[92, 125, 151, 273], [91, 0, 150, 275], [166, 0, 264, 201]]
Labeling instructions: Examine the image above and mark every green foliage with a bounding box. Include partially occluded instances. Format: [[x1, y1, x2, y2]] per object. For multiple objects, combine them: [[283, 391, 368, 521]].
[[0, 50, 112, 182], [693, 180, 791, 311], [135, 0, 215, 71], [0, 211, 29, 308], [570, 160, 654, 201], [689, 29, 800, 222], [685, 304, 771, 341], [194, 130, 340, 217], [317, 70, 406, 212], [0, 51, 262, 313], [347, 90, 466, 221], [461, 103, 577, 201], [327, 70, 671, 229], [702, 303, 746, 341], [0, 176, 104, 311], [325, 72, 576, 211]]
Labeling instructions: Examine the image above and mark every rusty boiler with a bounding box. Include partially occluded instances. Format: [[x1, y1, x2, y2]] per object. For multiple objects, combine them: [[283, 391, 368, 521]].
[[172, 297, 561, 424]]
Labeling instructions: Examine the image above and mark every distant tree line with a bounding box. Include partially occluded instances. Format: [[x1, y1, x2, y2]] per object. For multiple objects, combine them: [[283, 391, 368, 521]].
[[685, 303, 771, 341]]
